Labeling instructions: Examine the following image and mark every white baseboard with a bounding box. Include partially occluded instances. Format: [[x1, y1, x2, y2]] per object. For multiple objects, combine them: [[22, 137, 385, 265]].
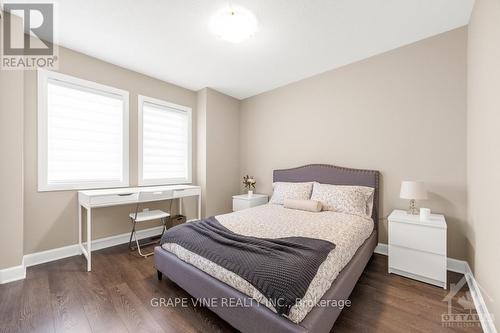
[[374, 242, 467, 274], [446, 257, 468, 274], [464, 263, 497, 333], [24, 244, 81, 267], [1, 225, 164, 284], [374, 243, 388, 256], [0, 260, 26, 284]]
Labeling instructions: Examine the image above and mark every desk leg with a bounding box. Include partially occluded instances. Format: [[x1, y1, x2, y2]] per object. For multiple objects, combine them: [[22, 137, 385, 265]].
[[179, 198, 183, 216], [86, 207, 92, 272], [198, 194, 201, 220], [78, 203, 82, 252]]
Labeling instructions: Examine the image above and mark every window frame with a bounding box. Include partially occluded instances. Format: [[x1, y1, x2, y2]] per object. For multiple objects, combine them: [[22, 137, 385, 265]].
[[37, 69, 130, 192], [137, 94, 192, 186]]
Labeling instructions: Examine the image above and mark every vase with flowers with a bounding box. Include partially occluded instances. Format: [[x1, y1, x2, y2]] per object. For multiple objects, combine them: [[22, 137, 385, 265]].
[[242, 175, 256, 197]]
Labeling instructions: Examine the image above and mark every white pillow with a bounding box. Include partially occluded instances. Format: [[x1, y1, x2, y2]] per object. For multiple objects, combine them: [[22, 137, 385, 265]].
[[269, 182, 314, 205], [310, 183, 374, 217]]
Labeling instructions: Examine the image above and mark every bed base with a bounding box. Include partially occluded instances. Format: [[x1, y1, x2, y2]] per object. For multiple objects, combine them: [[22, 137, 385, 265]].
[[154, 230, 377, 333]]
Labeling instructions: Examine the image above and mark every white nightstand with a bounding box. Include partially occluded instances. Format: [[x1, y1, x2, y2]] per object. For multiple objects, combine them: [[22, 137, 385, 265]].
[[232, 194, 268, 212], [388, 209, 447, 289]]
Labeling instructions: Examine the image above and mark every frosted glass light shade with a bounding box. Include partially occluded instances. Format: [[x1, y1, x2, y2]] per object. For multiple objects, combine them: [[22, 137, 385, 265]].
[[400, 181, 427, 200], [210, 6, 258, 43]]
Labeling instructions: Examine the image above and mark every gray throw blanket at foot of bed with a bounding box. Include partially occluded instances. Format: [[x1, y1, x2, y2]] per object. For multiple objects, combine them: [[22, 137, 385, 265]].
[[160, 217, 335, 316]]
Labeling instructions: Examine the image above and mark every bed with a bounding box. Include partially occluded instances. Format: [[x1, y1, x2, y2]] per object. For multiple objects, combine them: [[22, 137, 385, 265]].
[[154, 164, 380, 333]]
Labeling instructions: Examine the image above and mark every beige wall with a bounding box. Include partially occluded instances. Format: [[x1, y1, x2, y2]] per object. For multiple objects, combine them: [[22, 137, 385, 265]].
[[467, 0, 500, 329], [240, 27, 468, 260], [197, 88, 240, 217], [23, 46, 198, 254], [205, 89, 240, 216], [0, 15, 24, 269], [196, 88, 208, 217]]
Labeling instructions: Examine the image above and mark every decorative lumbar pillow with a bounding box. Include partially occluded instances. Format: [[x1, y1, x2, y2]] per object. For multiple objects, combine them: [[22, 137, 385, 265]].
[[284, 199, 322, 212], [311, 183, 374, 217], [269, 182, 314, 205]]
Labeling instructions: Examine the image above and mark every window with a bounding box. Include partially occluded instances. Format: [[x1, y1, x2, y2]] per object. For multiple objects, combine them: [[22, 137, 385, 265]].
[[138, 95, 192, 185], [38, 69, 129, 191]]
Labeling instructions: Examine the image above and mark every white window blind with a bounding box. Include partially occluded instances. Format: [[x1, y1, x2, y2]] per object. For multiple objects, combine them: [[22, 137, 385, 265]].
[[138, 96, 192, 185], [38, 70, 129, 191]]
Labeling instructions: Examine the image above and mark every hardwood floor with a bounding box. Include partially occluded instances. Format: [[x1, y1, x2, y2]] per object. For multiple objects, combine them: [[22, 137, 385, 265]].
[[0, 243, 483, 333]]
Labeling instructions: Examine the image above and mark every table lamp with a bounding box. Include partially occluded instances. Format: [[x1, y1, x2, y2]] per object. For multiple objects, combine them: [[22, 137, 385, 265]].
[[400, 181, 427, 215]]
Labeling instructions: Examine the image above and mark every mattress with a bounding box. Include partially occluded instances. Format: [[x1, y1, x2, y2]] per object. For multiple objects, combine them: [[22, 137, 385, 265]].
[[162, 204, 374, 323]]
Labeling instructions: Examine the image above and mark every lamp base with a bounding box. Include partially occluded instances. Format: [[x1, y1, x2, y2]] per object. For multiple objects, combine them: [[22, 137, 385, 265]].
[[407, 199, 419, 215]]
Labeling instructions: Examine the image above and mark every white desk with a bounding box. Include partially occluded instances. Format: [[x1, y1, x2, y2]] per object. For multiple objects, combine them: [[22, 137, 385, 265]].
[[78, 184, 201, 271]]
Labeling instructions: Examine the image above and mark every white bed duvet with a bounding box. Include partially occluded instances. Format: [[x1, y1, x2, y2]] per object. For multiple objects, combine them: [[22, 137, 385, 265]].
[[162, 204, 373, 323]]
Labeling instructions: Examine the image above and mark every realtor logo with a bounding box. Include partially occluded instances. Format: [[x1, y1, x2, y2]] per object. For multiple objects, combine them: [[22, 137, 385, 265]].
[[441, 273, 494, 329], [1, 3, 58, 69]]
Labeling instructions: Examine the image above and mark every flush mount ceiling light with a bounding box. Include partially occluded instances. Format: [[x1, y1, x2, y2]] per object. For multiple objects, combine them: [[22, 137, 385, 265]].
[[210, 5, 258, 43]]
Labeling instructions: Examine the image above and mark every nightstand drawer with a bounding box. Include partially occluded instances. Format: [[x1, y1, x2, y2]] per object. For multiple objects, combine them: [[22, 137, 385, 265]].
[[233, 199, 251, 211], [232, 194, 268, 212], [389, 220, 446, 255], [389, 245, 446, 283]]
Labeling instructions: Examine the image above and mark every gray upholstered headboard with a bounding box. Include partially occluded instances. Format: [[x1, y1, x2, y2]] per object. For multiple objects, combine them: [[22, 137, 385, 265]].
[[273, 164, 380, 223]]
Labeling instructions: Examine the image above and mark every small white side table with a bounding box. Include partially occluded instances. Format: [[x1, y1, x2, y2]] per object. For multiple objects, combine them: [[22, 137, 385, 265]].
[[388, 209, 447, 289], [232, 194, 268, 212]]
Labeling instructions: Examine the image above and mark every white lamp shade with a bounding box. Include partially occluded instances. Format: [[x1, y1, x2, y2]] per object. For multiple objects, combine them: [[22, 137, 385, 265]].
[[400, 181, 427, 200]]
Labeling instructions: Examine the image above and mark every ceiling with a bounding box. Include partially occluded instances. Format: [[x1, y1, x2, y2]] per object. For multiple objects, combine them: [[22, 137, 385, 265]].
[[11, 0, 474, 99]]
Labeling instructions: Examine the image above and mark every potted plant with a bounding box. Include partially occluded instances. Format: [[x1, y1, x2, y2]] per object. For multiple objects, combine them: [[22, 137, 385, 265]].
[[242, 175, 256, 197]]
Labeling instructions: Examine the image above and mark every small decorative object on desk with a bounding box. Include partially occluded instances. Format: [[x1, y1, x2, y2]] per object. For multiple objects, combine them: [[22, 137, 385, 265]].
[[400, 180, 427, 215], [242, 175, 256, 197]]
